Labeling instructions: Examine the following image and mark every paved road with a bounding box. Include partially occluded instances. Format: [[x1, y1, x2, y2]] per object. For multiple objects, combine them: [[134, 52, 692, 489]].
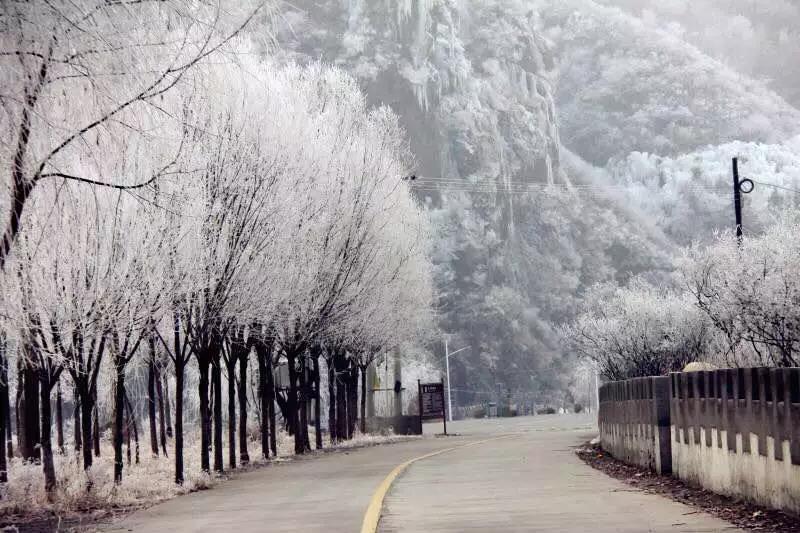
[[103, 415, 739, 532], [382, 417, 738, 532]]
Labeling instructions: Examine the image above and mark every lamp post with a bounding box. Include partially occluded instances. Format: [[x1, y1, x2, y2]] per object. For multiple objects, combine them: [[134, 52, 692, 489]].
[[444, 338, 468, 422]]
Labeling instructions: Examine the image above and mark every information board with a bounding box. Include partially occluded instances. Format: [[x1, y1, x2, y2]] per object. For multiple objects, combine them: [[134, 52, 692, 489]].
[[418, 381, 447, 434]]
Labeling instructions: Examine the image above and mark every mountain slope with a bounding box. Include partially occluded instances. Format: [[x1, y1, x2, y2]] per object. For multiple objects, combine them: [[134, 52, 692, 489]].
[[269, 0, 800, 403], [533, 0, 800, 166]]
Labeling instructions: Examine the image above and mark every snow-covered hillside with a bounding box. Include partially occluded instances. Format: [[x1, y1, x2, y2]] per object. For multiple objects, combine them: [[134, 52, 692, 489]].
[[269, 0, 800, 401]]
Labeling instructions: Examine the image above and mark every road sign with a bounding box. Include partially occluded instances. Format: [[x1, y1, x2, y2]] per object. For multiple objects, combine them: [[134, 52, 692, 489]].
[[418, 380, 447, 435]]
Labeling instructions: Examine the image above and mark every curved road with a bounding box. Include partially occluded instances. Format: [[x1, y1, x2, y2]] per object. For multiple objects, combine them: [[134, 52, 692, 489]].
[[102, 415, 739, 532]]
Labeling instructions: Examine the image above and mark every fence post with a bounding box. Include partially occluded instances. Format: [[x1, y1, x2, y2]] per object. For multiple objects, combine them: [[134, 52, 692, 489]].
[[653, 376, 672, 474]]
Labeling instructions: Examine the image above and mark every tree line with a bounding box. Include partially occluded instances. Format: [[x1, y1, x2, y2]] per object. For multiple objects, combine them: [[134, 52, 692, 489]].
[[0, 1, 434, 498], [565, 216, 800, 380]]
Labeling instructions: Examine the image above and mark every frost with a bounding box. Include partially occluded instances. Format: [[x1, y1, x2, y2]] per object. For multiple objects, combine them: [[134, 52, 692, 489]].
[[0, 430, 419, 514]]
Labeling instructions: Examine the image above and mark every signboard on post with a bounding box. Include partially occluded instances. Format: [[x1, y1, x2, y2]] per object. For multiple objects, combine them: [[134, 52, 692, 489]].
[[418, 380, 447, 435]]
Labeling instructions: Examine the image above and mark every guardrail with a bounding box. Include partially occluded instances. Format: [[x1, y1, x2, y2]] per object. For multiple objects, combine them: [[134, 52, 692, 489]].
[[598, 368, 800, 514], [670, 368, 800, 513], [598, 376, 671, 474]]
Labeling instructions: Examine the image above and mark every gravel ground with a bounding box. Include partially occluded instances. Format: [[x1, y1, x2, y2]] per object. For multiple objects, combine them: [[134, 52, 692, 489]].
[[576, 442, 800, 533]]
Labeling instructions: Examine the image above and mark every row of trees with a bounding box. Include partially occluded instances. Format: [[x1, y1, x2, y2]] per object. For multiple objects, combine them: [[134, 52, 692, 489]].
[[0, 1, 434, 498], [565, 216, 800, 380]]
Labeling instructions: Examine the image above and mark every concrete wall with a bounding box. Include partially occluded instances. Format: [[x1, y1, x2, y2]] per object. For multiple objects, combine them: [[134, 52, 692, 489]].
[[670, 368, 800, 514], [598, 376, 672, 474]]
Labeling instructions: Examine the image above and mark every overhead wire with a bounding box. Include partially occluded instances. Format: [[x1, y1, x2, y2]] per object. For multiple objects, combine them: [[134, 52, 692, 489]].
[[407, 175, 800, 197], [409, 184, 732, 196], [749, 180, 800, 195]]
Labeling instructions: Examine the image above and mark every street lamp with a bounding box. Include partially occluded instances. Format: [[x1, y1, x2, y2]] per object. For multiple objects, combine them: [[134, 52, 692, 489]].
[[444, 338, 468, 423]]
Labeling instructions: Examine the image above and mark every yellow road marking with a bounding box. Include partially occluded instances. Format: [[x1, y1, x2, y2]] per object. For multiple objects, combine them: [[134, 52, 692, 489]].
[[359, 434, 516, 533]]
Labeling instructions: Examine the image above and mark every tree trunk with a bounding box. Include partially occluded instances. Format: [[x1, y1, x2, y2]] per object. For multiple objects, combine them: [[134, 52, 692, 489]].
[[287, 353, 302, 455], [55, 380, 64, 454], [0, 64, 41, 272], [226, 356, 236, 470], [113, 368, 125, 483], [256, 346, 269, 460], [327, 357, 336, 443], [198, 359, 210, 473], [211, 356, 224, 472], [155, 363, 168, 456], [0, 337, 8, 482], [125, 392, 139, 465], [360, 365, 367, 435], [73, 388, 82, 454], [175, 355, 185, 484], [0, 336, 11, 466], [40, 378, 56, 495], [93, 405, 100, 457], [4, 397, 11, 459], [15, 365, 22, 457], [212, 359, 223, 473], [267, 359, 277, 457], [0, 388, 5, 482], [313, 355, 322, 449], [0, 410, 5, 484], [148, 352, 159, 456], [238, 350, 249, 464], [20, 358, 40, 462], [298, 358, 310, 452], [348, 367, 358, 438], [336, 370, 348, 442], [79, 384, 93, 470], [164, 372, 173, 438], [126, 412, 131, 467]]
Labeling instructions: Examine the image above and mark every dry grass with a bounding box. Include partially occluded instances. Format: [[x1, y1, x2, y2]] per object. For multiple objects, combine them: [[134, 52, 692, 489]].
[[0, 427, 420, 524]]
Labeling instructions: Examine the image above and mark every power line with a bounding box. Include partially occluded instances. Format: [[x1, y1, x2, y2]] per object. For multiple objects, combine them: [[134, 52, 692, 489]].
[[408, 175, 800, 198], [750, 180, 800, 195], [409, 186, 734, 197], [409, 175, 728, 190]]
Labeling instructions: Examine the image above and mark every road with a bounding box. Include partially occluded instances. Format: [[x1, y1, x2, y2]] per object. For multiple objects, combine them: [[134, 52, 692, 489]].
[[103, 415, 739, 532]]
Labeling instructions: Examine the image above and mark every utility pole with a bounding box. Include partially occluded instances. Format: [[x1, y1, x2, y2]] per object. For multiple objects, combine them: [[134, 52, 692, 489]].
[[732, 157, 754, 242], [733, 157, 743, 240]]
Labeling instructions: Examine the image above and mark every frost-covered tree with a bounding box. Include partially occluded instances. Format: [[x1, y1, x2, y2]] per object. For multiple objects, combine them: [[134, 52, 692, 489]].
[[0, 9, 439, 501], [248, 64, 431, 453], [0, 0, 269, 269], [682, 217, 800, 368], [2, 179, 175, 488], [170, 62, 284, 474], [564, 279, 713, 380], [604, 141, 800, 246]]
